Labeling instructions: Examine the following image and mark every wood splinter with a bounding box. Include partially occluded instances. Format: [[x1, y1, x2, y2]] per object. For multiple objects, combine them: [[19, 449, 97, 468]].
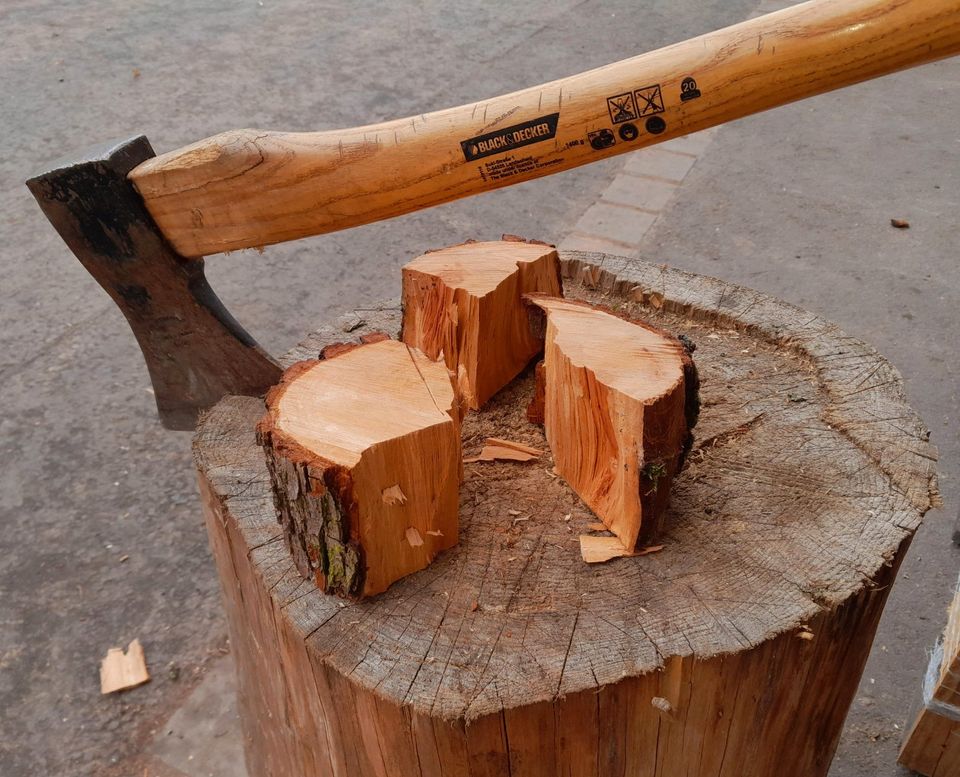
[[526, 295, 699, 550], [257, 338, 461, 599], [401, 238, 562, 410], [579, 535, 665, 564], [464, 437, 543, 464]]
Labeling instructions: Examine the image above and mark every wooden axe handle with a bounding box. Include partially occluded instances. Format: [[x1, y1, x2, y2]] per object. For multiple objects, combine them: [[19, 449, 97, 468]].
[[131, 0, 960, 258]]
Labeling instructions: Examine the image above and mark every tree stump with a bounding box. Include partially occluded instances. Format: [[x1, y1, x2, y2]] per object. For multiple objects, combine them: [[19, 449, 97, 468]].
[[194, 252, 938, 777]]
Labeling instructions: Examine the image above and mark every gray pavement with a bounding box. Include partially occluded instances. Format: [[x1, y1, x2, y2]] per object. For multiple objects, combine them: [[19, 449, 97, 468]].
[[1, 1, 956, 776]]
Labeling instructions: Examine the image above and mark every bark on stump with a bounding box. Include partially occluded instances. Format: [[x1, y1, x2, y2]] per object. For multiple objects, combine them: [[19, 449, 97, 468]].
[[194, 253, 938, 777]]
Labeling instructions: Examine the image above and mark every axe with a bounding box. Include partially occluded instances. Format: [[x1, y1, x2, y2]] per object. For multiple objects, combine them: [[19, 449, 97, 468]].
[[28, 0, 960, 429]]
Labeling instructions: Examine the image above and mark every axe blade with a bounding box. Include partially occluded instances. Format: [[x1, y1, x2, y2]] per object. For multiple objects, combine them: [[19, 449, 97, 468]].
[[27, 136, 281, 431]]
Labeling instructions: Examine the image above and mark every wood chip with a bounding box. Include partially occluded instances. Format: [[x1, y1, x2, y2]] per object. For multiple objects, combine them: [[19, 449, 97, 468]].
[[586, 522, 608, 532], [579, 535, 665, 564], [405, 527, 424, 547], [580, 535, 632, 563], [635, 544, 665, 556], [483, 437, 543, 457], [890, 218, 910, 229], [425, 529, 444, 537], [381, 484, 408, 506], [100, 639, 150, 694], [464, 444, 540, 464]]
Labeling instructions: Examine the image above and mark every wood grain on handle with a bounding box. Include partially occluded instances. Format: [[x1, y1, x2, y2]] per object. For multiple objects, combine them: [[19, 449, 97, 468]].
[[130, 0, 960, 257]]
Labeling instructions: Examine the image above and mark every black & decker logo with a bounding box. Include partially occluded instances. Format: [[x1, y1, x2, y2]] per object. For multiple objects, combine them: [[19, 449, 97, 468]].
[[461, 113, 560, 162]]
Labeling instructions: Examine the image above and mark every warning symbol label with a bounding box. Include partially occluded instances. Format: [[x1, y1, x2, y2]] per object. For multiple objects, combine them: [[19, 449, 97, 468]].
[[606, 92, 638, 124], [634, 84, 664, 117]]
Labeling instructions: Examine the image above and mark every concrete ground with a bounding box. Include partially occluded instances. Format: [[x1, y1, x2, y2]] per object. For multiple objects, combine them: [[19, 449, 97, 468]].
[[1, 1, 956, 775]]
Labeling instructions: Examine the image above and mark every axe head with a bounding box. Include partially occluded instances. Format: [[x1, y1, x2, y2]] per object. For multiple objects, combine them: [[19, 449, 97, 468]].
[[27, 136, 281, 430]]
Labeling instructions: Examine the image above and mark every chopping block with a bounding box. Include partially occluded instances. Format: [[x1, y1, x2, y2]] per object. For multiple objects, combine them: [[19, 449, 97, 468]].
[[194, 253, 937, 777]]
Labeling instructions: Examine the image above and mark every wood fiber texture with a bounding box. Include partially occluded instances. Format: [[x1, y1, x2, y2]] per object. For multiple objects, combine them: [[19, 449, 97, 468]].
[[401, 238, 562, 410], [195, 253, 938, 777]]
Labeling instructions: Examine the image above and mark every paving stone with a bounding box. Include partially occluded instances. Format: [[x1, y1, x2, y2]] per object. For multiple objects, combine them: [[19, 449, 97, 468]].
[[149, 658, 247, 777], [622, 147, 697, 182], [572, 202, 659, 247], [658, 128, 717, 157], [601, 174, 678, 212], [140, 756, 194, 777]]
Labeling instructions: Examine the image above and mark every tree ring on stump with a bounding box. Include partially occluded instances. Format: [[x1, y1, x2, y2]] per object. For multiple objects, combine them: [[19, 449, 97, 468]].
[[195, 252, 938, 777]]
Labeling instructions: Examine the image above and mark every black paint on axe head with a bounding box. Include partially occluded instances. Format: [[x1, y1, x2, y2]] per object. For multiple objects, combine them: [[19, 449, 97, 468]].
[[26, 135, 281, 431]]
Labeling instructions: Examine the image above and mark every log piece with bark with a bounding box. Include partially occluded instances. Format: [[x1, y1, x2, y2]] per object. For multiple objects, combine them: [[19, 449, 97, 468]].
[[401, 237, 561, 410], [256, 338, 460, 599], [526, 295, 698, 549], [195, 253, 938, 777]]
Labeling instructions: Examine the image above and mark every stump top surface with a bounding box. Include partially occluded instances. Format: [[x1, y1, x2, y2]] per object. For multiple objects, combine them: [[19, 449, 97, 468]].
[[195, 253, 937, 720]]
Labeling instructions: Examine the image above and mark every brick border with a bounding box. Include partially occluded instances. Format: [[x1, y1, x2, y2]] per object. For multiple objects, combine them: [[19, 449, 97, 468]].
[[559, 0, 797, 258], [558, 129, 716, 257]]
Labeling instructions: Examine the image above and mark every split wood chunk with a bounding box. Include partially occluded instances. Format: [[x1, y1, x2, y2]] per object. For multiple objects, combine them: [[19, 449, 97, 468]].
[[899, 572, 960, 775], [99, 639, 150, 694], [526, 295, 698, 549], [257, 338, 460, 599], [401, 238, 561, 410]]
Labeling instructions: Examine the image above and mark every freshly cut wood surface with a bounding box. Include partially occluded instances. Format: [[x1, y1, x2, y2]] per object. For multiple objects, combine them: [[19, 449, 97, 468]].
[[195, 254, 938, 776], [401, 239, 560, 410], [129, 0, 960, 257], [526, 295, 697, 549], [257, 338, 460, 598]]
